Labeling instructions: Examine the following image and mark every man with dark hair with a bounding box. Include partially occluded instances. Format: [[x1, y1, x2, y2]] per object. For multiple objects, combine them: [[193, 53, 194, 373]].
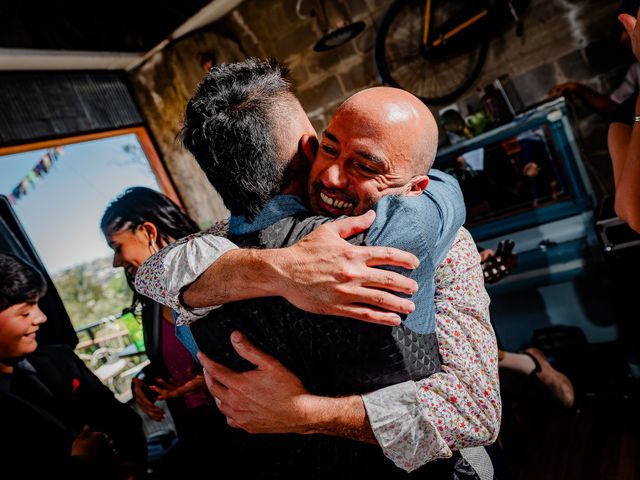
[[182, 59, 295, 219], [0, 253, 146, 479], [137, 59, 500, 478]]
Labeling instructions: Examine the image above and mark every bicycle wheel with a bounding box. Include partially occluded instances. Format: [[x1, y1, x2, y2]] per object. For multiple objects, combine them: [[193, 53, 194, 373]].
[[375, 0, 489, 105]]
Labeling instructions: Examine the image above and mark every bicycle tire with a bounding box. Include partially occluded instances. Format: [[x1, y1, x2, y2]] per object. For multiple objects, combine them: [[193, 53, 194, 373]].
[[375, 0, 489, 105]]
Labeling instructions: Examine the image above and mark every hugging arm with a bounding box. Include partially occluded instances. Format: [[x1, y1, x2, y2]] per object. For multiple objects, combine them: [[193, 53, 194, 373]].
[[135, 211, 420, 326], [199, 331, 376, 443], [362, 229, 500, 470], [202, 232, 500, 472], [351, 171, 495, 470], [201, 173, 500, 471], [608, 107, 640, 233]]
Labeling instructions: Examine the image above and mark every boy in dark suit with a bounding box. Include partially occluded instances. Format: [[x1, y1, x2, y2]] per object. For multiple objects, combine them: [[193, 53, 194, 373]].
[[0, 253, 146, 479]]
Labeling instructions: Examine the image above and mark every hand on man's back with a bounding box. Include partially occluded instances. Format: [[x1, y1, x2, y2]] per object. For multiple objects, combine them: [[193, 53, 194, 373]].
[[278, 210, 419, 326]]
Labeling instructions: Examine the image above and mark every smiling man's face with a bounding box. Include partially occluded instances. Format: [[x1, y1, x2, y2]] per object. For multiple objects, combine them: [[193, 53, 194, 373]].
[[307, 88, 434, 217]]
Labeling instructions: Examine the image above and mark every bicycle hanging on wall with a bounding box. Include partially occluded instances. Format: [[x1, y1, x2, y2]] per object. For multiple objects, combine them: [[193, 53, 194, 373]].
[[375, 0, 530, 105]]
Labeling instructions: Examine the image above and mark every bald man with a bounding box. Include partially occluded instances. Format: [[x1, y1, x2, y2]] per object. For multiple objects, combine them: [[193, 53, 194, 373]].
[[136, 60, 499, 478], [308, 87, 437, 217]]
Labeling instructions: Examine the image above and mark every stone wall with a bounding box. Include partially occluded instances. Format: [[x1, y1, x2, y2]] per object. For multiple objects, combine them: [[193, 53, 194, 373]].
[[129, 30, 246, 227], [130, 0, 627, 221], [218, 0, 391, 131], [467, 0, 622, 107]]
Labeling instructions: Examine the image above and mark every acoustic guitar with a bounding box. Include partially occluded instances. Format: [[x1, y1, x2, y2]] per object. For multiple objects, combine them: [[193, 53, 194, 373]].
[[481, 239, 518, 284]]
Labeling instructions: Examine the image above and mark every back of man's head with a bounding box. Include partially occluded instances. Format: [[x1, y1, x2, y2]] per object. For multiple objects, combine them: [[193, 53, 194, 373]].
[[180, 58, 294, 219]]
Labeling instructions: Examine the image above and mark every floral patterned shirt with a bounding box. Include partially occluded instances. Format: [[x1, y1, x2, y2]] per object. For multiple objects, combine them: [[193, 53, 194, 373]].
[[135, 224, 500, 472], [362, 227, 500, 471]]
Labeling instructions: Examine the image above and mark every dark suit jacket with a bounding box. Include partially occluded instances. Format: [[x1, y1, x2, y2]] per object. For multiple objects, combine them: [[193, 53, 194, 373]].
[[0, 344, 146, 479]]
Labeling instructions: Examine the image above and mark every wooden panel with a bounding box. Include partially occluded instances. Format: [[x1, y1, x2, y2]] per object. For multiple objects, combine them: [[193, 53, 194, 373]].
[[0, 72, 142, 146]]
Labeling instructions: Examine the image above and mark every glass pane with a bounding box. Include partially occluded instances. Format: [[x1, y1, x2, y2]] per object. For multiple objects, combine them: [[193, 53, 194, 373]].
[[0, 132, 160, 401], [441, 125, 573, 226]]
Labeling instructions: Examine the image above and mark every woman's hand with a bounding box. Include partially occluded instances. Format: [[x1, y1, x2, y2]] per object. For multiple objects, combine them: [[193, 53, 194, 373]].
[[132, 378, 164, 421], [620, 12, 640, 63], [150, 375, 206, 400]]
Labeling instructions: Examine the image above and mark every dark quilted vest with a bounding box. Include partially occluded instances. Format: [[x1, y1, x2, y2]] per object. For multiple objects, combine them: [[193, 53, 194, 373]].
[[191, 214, 480, 479]]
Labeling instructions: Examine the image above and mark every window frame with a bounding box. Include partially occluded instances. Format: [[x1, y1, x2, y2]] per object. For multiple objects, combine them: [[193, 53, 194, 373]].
[[0, 126, 181, 206]]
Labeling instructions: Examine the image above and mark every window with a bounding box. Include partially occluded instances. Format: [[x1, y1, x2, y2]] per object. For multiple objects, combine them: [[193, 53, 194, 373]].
[[0, 127, 177, 401], [442, 125, 572, 227]]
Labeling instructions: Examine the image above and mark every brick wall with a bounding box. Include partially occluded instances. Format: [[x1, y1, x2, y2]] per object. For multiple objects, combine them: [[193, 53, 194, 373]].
[[130, 0, 626, 221]]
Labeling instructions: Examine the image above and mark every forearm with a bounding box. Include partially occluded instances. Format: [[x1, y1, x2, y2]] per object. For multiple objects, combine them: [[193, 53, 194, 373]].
[[183, 248, 287, 307], [134, 223, 237, 315], [300, 394, 377, 444], [574, 85, 617, 117], [613, 97, 640, 231], [201, 334, 379, 443]]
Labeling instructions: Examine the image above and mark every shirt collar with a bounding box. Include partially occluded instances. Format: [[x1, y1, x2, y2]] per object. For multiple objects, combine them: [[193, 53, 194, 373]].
[[228, 195, 309, 235], [16, 358, 37, 374], [0, 359, 36, 393]]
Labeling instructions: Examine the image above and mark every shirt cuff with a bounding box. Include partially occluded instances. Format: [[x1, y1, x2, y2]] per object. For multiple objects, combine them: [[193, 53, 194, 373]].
[[165, 236, 239, 322], [362, 380, 451, 472], [176, 301, 224, 325]]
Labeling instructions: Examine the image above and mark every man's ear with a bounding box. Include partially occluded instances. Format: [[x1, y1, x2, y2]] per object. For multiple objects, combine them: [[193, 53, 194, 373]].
[[299, 134, 319, 164], [405, 175, 429, 196]]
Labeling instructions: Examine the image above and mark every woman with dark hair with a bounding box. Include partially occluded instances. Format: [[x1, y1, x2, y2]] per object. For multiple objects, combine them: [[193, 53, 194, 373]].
[[101, 186, 226, 476]]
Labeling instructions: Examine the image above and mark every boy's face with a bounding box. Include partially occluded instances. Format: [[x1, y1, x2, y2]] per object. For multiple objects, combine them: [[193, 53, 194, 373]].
[[0, 301, 47, 359]]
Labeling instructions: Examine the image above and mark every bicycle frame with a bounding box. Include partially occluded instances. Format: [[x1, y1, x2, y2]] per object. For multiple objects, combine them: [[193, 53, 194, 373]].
[[375, 0, 530, 103], [421, 0, 526, 51]]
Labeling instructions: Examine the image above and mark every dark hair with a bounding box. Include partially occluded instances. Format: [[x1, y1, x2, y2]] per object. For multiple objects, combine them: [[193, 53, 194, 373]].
[[179, 58, 293, 219], [0, 253, 46, 311], [100, 187, 199, 308], [100, 187, 199, 243]]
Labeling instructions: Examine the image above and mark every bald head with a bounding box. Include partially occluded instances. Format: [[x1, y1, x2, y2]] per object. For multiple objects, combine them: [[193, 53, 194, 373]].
[[335, 87, 438, 174], [308, 87, 438, 217]]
